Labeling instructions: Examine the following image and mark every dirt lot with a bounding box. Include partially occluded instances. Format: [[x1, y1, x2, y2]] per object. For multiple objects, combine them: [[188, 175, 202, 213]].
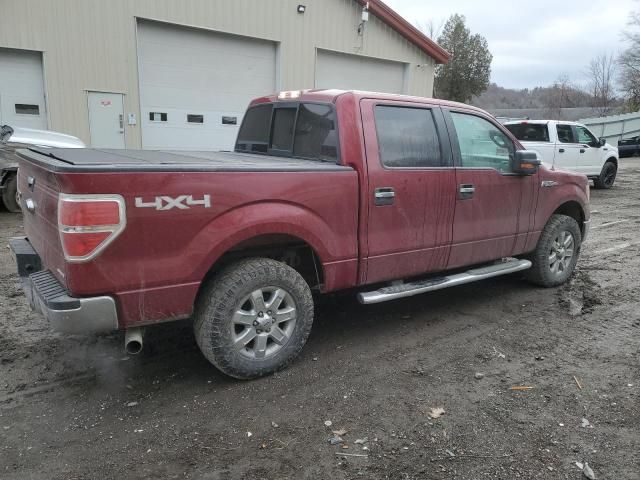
[[1, 160, 639, 480]]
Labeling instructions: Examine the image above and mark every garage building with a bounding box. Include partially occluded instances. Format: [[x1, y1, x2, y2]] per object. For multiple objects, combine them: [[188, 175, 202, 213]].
[[0, 0, 448, 150]]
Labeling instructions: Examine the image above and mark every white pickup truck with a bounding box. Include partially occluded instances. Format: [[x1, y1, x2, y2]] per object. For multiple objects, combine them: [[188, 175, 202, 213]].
[[504, 120, 619, 189]]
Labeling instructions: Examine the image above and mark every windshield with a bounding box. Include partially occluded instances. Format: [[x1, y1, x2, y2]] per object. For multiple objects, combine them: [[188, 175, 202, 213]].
[[505, 123, 550, 142], [235, 102, 339, 163]]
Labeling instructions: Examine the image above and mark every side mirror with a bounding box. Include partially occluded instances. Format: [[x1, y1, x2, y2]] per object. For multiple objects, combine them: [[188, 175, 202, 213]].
[[599, 137, 606, 147], [512, 150, 541, 175]]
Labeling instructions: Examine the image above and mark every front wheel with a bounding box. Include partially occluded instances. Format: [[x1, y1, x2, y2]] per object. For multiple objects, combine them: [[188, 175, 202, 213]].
[[593, 161, 617, 189], [525, 214, 582, 287], [194, 258, 314, 379]]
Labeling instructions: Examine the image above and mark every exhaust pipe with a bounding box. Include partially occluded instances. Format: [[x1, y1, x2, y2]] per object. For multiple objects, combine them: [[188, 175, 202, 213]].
[[124, 328, 144, 355]]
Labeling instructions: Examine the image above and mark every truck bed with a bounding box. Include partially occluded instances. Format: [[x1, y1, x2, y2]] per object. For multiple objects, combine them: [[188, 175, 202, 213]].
[[19, 148, 352, 173]]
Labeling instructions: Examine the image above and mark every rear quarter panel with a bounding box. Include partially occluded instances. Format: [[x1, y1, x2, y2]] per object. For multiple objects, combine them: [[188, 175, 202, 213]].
[[55, 169, 359, 326]]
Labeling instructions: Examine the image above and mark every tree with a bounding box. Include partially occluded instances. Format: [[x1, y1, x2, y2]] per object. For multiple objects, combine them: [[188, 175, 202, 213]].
[[433, 14, 492, 103], [619, 9, 640, 110], [415, 18, 444, 40], [542, 75, 573, 119], [586, 53, 617, 116]]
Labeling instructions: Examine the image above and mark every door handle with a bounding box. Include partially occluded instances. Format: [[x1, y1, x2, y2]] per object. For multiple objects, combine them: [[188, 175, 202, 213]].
[[25, 198, 35, 213], [459, 184, 475, 200], [374, 187, 395, 206], [558, 148, 565, 153]]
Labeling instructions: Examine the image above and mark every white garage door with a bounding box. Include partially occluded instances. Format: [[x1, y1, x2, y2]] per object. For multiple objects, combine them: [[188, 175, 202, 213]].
[[137, 21, 277, 151], [315, 49, 406, 94], [0, 48, 47, 130]]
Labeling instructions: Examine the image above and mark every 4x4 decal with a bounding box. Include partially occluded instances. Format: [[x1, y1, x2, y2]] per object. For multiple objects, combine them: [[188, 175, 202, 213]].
[[135, 195, 211, 211]]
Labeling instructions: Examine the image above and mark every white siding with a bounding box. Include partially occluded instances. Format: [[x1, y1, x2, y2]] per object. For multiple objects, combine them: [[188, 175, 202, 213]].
[[316, 49, 406, 94], [0, 0, 437, 147]]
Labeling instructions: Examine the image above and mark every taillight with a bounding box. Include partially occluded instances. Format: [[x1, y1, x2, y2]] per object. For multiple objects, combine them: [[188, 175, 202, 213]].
[[58, 194, 126, 262]]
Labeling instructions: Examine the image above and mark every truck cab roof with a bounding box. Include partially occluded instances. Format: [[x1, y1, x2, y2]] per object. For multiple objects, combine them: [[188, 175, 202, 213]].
[[504, 119, 585, 126], [250, 89, 490, 115]]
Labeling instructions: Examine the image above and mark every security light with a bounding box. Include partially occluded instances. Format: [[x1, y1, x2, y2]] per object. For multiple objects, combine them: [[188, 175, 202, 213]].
[[297, 4, 306, 13]]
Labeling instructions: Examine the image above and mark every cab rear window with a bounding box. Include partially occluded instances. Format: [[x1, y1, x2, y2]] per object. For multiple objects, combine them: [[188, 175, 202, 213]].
[[505, 123, 550, 142], [235, 103, 339, 163]]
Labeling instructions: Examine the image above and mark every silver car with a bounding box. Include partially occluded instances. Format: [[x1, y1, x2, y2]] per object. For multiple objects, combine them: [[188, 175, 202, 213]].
[[0, 125, 85, 212]]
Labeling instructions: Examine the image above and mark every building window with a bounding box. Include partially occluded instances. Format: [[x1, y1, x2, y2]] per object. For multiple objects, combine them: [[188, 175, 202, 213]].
[[187, 114, 204, 124], [15, 104, 40, 115], [149, 112, 167, 122]]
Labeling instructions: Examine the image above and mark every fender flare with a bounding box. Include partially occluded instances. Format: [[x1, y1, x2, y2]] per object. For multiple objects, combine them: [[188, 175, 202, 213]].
[[186, 201, 349, 282]]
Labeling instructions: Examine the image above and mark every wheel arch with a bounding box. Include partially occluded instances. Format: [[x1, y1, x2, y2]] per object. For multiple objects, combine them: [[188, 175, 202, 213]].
[[553, 200, 586, 236], [201, 232, 325, 291]]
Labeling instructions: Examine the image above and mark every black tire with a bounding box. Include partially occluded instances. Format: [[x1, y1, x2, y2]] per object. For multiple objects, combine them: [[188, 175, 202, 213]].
[[525, 214, 582, 287], [593, 161, 617, 189], [2, 174, 20, 213], [194, 258, 314, 379]]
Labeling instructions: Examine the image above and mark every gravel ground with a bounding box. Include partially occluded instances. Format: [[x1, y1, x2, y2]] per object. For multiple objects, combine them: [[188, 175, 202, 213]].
[[1, 159, 639, 479]]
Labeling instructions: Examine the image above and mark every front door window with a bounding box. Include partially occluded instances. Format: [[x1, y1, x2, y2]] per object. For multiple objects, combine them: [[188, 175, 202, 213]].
[[449, 112, 515, 173]]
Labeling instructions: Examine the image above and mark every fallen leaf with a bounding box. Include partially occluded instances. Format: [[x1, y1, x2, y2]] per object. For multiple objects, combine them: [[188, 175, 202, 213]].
[[427, 407, 446, 419], [582, 462, 596, 480], [332, 428, 348, 436]]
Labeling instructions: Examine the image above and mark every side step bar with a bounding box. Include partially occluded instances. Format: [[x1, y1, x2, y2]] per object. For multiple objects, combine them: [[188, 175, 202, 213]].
[[358, 258, 532, 305]]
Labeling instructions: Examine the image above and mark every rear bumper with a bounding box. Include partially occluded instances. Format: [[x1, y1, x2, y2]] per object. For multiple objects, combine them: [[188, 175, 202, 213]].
[[9, 237, 119, 334]]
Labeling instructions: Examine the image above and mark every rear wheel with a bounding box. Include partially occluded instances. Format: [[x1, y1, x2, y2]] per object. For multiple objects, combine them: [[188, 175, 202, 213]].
[[593, 161, 617, 189], [525, 214, 581, 287], [2, 174, 20, 213], [194, 258, 314, 379]]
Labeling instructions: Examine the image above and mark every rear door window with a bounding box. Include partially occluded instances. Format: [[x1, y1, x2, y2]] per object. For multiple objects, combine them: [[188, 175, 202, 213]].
[[556, 124, 576, 143], [504, 123, 549, 142], [374, 106, 442, 168]]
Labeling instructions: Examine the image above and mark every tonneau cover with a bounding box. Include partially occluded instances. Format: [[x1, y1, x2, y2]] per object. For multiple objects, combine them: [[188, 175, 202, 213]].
[[19, 148, 352, 173]]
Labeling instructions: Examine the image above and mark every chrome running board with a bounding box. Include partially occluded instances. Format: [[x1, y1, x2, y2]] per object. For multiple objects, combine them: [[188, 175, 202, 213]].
[[358, 258, 532, 304]]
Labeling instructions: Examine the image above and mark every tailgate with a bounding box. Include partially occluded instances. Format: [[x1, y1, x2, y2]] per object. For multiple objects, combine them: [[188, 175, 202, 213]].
[[16, 152, 67, 286]]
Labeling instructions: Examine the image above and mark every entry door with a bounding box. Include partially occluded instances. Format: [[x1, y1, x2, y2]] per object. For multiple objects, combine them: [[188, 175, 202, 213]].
[[88, 92, 125, 148], [361, 100, 457, 284], [445, 110, 533, 269]]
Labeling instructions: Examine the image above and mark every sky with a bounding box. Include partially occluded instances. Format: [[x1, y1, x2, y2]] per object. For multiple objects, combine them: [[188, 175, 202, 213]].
[[385, 0, 637, 90]]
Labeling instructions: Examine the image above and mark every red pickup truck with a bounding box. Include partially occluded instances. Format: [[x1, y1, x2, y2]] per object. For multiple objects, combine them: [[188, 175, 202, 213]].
[[10, 90, 590, 379]]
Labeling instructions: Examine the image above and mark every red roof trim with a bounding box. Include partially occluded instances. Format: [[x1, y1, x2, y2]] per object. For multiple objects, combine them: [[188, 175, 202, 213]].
[[355, 0, 450, 64]]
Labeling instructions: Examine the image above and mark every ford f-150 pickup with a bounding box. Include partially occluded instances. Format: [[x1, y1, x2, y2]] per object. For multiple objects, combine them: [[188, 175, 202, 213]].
[[10, 90, 591, 379], [504, 120, 619, 189]]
